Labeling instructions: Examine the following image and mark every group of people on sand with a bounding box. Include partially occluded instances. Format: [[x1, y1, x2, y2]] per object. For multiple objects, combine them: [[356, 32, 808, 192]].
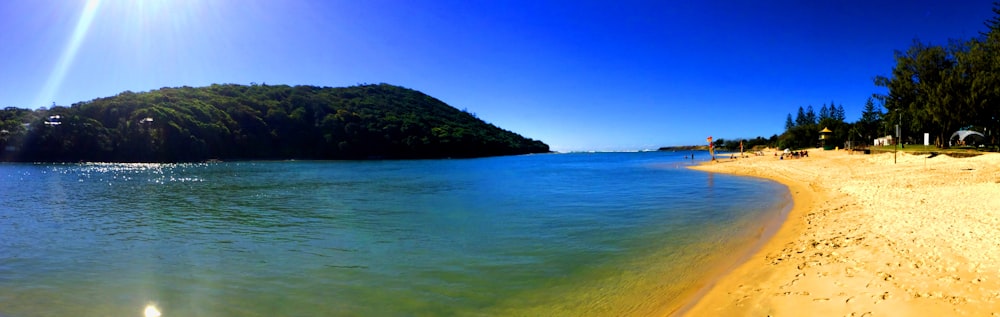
[[777, 150, 808, 160]]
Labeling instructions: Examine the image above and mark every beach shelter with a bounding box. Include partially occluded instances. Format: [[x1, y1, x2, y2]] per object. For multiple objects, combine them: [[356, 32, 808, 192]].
[[949, 130, 985, 146], [819, 127, 833, 150]]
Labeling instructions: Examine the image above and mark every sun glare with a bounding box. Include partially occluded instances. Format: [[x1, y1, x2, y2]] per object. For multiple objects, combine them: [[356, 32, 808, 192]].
[[35, 0, 101, 108], [33, 0, 222, 108], [144, 304, 161, 317]]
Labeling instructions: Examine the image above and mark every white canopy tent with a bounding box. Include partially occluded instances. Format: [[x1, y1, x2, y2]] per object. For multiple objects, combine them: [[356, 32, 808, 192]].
[[950, 130, 985, 146]]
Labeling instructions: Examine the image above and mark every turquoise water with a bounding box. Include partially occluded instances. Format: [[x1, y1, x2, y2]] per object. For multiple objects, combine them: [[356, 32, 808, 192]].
[[0, 152, 789, 316]]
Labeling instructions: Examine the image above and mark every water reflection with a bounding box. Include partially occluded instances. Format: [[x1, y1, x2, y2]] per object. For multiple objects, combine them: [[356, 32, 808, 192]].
[[143, 304, 160, 317]]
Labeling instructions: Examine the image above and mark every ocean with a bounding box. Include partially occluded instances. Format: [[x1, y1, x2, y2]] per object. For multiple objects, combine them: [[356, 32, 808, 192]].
[[0, 151, 789, 316]]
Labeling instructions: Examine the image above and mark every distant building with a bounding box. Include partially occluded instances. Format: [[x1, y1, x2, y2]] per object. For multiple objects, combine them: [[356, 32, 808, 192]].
[[44, 115, 62, 126], [874, 135, 893, 146]]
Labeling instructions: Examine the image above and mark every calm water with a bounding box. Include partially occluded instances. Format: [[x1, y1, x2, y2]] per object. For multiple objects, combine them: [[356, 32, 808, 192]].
[[0, 152, 789, 316]]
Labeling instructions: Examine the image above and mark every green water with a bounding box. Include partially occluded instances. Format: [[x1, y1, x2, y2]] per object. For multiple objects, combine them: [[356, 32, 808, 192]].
[[0, 152, 789, 316]]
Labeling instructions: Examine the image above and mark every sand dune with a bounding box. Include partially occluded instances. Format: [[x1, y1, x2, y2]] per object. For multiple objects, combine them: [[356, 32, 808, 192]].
[[684, 149, 1000, 316]]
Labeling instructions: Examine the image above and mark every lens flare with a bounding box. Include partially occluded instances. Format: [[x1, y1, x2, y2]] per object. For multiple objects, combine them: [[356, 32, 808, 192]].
[[144, 304, 161, 317], [36, 0, 102, 108]]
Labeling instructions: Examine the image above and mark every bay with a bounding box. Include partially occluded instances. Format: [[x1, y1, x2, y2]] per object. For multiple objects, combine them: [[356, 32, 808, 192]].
[[0, 152, 788, 316]]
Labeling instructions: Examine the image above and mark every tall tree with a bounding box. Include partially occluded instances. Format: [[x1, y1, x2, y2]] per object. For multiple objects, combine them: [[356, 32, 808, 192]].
[[785, 113, 795, 130], [805, 105, 817, 125], [875, 40, 959, 146], [795, 106, 807, 126], [964, 8, 1000, 145], [858, 97, 884, 141], [862, 3, 1000, 149], [983, 2, 1000, 36], [819, 104, 831, 122]]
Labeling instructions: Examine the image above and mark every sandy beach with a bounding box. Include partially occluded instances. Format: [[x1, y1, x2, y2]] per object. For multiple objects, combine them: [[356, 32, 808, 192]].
[[683, 148, 1000, 316]]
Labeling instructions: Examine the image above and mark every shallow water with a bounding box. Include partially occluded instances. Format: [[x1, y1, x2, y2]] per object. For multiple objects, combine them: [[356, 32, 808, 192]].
[[0, 152, 788, 316]]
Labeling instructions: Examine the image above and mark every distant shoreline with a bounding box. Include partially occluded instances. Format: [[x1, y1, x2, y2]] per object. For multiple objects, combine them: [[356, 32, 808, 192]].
[[657, 145, 710, 151]]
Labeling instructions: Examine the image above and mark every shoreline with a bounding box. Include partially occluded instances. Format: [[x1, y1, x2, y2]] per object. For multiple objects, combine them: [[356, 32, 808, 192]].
[[678, 149, 1000, 316], [667, 179, 796, 316], [668, 154, 813, 316]]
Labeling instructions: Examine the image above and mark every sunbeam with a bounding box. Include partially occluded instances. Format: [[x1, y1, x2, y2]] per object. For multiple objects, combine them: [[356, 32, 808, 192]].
[[34, 0, 101, 108]]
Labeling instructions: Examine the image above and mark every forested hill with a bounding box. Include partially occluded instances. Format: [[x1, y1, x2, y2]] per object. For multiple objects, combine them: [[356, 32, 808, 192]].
[[0, 83, 549, 162]]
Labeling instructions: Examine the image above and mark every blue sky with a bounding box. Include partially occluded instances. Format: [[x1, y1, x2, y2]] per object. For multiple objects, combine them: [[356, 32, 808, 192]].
[[0, 0, 994, 152]]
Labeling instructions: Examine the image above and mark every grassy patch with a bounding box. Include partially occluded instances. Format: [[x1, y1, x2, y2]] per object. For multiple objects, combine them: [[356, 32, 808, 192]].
[[868, 144, 993, 157]]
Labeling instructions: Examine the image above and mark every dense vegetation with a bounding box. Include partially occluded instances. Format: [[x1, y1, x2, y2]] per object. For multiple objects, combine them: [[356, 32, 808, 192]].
[[704, 101, 856, 152], [723, 5, 1000, 152], [0, 83, 549, 162], [778, 101, 858, 150], [706, 135, 778, 152], [873, 5, 1000, 148], [724, 6, 1000, 152]]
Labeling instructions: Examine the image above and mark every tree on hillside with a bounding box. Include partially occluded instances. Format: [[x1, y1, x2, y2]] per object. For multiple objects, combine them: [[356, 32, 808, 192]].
[[805, 105, 817, 125], [819, 104, 831, 122], [0, 84, 550, 162], [785, 113, 795, 130]]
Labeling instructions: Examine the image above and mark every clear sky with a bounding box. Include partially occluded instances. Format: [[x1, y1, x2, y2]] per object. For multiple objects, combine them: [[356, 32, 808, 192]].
[[0, 0, 994, 152]]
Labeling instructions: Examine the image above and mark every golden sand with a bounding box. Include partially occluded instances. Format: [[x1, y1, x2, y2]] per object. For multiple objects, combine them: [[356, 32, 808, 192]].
[[683, 148, 1000, 316]]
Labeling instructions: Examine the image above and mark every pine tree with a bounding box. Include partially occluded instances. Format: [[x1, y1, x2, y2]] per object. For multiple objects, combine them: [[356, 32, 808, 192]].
[[794, 106, 805, 126], [785, 113, 795, 130], [859, 97, 883, 140], [805, 105, 817, 125], [982, 1, 1000, 36]]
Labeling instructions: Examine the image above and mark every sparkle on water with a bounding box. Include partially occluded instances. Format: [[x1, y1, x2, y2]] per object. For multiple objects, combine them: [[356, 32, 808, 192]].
[[0, 152, 789, 316], [143, 304, 160, 317]]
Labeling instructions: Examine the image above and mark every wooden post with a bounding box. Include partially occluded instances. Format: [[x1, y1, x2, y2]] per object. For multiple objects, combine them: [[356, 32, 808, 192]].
[[896, 113, 902, 164]]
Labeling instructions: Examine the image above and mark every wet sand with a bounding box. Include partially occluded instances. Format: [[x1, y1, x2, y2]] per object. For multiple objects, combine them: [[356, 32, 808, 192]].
[[684, 149, 1000, 316]]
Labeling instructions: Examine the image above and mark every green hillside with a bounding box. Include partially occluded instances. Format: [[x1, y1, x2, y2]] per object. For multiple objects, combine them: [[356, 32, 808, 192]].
[[0, 83, 549, 162]]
